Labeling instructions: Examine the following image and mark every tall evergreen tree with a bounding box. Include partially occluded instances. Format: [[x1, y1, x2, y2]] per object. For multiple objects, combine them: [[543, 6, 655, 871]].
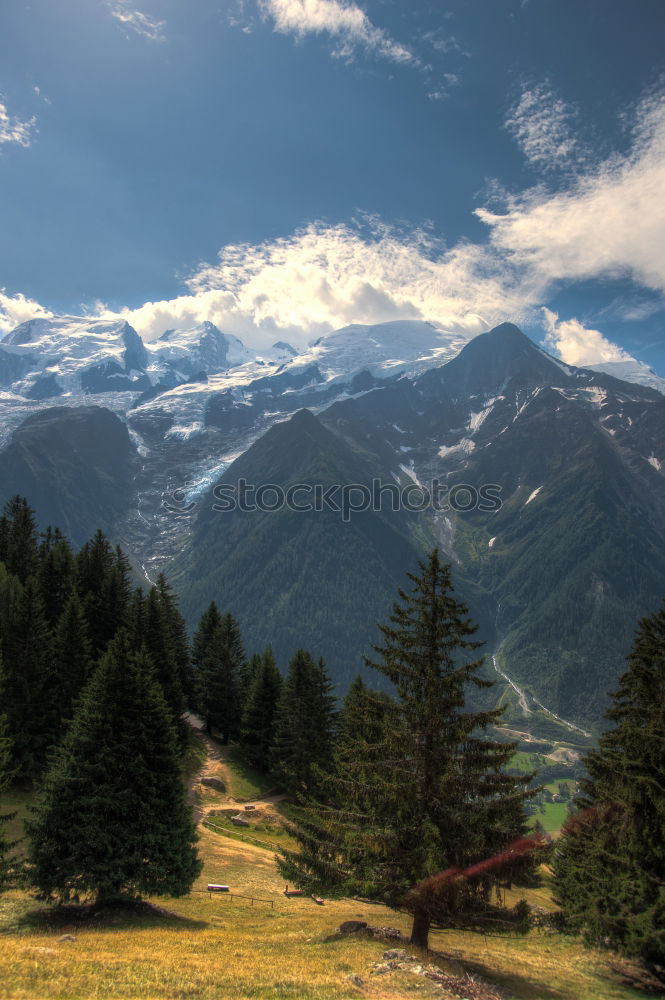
[[241, 647, 283, 771], [127, 587, 147, 648], [554, 600, 665, 971], [0, 514, 9, 566], [0, 692, 18, 893], [338, 674, 391, 747], [38, 536, 75, 626], [0, 576, 53, 779], [198, 622, 242, 743], [48, 590, 93, 745], [271, 649, 336, 795], [278, 550, 530, 949], [144, 586, 186, 743], [77, 532, 130, 659], [3, 496, 39, 584], [155, 574, 193, 710], [27, 630, 201, 903], [191, 601, 222, 712]]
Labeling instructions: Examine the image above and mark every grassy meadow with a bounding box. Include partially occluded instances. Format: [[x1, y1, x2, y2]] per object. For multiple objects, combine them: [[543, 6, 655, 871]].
[[0, 738, 654, 1000]]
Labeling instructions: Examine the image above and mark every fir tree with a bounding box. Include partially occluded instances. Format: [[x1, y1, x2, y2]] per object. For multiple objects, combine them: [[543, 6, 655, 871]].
[[127, 587, 147, 648], [27, 630, 201, 903], [144, 586, 186, 743], [191, 602, 222, 712], [0, 576, 54, 779], [241, 647, 283, 771], [155, 574, 193, 710], [271, 649, 336, 795], [77, 532, 130, 659], [38, 536, 75, 626], [338, 675, 391, 747], [554, 600, 665, 971], [278, 550, 530, 949], [198, 621, 242, 743], [0, 694, 18, 893], [48, 590, 93, 744], [3, 496, 39, 584]]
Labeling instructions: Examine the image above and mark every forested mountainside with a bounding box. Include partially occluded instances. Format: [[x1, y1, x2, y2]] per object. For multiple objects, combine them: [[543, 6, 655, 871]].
[[0, 320, 663, 727]]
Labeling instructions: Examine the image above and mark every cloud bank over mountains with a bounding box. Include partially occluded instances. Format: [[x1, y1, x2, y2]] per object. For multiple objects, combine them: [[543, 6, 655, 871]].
[[1, 85, 664, 370]]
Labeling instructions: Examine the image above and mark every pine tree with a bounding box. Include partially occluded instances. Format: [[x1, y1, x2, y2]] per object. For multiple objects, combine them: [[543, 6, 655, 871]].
[[191, 602, 222, 712], [77, 532, 130, 659], [3, 496, 39, 584], [0, 576, 54, 779], [155, 574, 193, 710], [27, 630, 201, 903], [278, 550, 530, 949], [0, 692, 18, 893], [241, 647, 283, 771], [127, 587, 147, 648], [48, 590, 93, 745], [271, 649, 336, 795], [38, 536, 75, 626], [554, 600, 665, 971], [144, 586, 186, 743], [198, 622, 242, 743]]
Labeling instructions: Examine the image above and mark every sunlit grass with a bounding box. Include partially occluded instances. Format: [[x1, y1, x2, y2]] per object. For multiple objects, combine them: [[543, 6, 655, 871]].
[[0, 757, 650, 999]]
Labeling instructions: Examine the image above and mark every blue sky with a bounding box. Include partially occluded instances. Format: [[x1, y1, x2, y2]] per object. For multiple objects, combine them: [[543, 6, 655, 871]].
[[1, 0, 664, 372]]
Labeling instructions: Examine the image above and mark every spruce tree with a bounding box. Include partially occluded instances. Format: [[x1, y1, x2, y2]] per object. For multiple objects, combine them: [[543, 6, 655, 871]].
[[198, 622, 242, 743], [554, 600, 665, 971], [38, 536, 75, 626], [2, 496, 39, 584], [27, 630, 201, 903], [0, 694, 18, 893], [241, 647, 283, 771], [48, 590, 93, 744], [278, 550, 530, 949], [155, 574, 193, 710], [0, 576, 53, 779], [271, 649, 336, 794], [77, 532, 130, 659], [144, 586, 186, 743], [191, 602, 222, 712]]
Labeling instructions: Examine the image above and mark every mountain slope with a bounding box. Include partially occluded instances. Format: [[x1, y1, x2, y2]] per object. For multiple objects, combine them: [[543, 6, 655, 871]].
[[321, 324, 665, 726], [0, 406, 139, 546], [170, 408, 428, 687]]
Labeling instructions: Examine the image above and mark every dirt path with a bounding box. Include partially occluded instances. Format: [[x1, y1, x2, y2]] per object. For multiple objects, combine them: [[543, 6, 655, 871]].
[[185, 713, 286, 824]]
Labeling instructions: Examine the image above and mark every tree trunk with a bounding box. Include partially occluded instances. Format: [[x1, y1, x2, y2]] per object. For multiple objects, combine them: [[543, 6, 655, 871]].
[[410, 909, 431, 950]]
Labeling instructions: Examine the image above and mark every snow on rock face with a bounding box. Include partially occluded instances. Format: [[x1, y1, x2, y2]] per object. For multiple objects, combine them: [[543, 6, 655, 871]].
[[590, 360, 665, 395], [296, 320, 469, 380], [148, 321, 253, 379], [0, 316, 149, 395]]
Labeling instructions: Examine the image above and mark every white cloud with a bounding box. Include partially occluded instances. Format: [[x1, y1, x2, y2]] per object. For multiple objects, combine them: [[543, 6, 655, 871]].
[[7, 86, 665, 371], [505, 82, 583, 172], [108, 2, 166, 42], [541, 308, 632, 367], [260, 0, 416, 64], [0, 291, 53, 335], [96, 218, 530, 346], [479, 90, 665, 294], [0, 100, 36, 148]]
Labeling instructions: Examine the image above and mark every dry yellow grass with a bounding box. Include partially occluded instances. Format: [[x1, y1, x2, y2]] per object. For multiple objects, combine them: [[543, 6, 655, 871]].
[[0, 824, 652, 1000], [0, 734, 653, 1000]]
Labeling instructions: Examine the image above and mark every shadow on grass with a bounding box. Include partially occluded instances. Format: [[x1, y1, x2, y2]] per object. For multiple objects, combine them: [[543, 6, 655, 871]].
[[432, 946, 572, 1000], [222, 745, 279, 802], [17, 898, 209, 933]]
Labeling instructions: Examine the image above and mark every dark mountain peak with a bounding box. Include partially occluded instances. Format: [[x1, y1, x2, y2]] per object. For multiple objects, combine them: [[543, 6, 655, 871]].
[[420, 322, 572, 400], [287, 407, 319, 430]]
